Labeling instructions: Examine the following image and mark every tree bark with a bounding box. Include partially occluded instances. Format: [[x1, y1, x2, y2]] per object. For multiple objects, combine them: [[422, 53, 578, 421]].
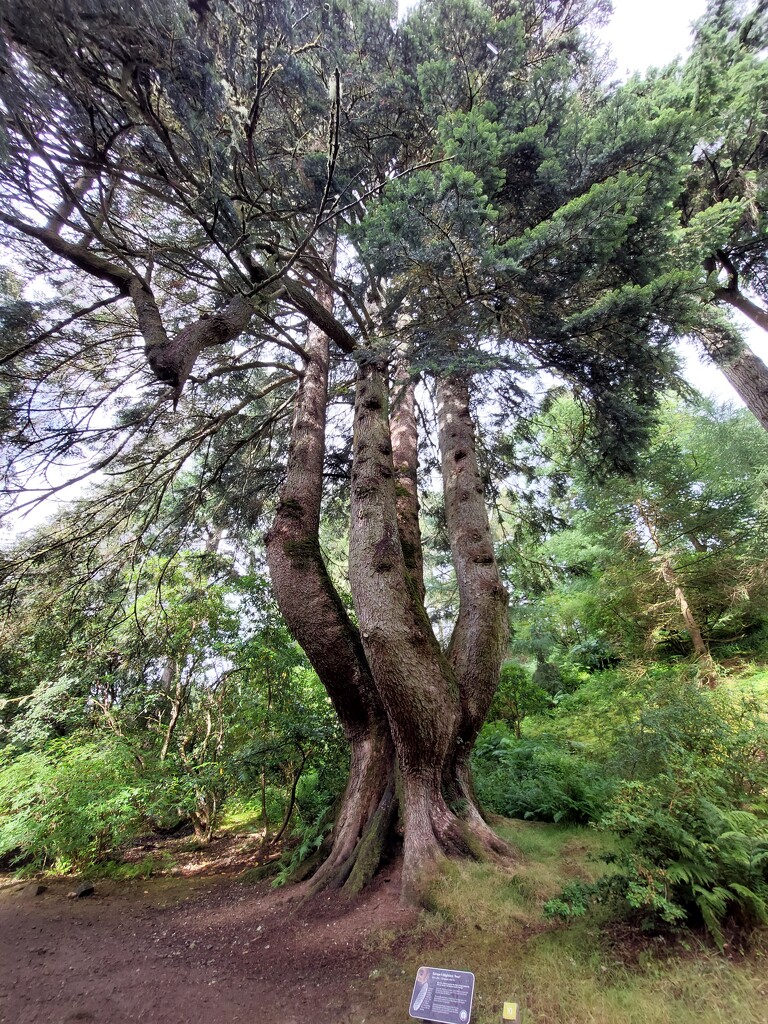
[[266, 305, 513, 898], [264, 281, 394, 892], [390, 343, 425, 599], [143, 292, 255, 403], [349, 354, 493, 900], [707, 289, 768, 431], [436, 374, 510, 850]]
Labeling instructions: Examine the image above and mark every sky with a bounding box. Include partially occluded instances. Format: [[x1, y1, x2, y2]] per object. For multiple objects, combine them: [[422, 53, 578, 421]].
[[598, 0, 707, 76]]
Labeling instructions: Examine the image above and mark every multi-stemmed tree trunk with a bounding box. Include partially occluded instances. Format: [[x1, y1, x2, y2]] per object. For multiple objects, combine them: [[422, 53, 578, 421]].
[[266, 308, 511, 899], [264, 281, 395, 893]]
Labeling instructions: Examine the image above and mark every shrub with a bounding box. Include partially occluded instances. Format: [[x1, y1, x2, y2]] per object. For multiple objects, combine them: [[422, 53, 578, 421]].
[[487, 664, 550, 738], [0, 735, 145, 871], [473, 725, 614, 824], [545, 683, 768, 945]]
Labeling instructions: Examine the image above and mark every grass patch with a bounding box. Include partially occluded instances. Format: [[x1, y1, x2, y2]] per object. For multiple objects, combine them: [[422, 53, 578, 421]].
[[357, 818, 768, 1024], [218, 802, 266, 834]]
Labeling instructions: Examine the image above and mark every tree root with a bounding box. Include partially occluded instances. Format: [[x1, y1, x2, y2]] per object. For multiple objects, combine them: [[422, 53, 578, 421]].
[[343, 781, 397, 895]]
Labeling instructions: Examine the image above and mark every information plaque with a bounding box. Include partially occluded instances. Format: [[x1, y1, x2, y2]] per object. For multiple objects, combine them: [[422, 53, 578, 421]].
[[408, 966, 475, 1024]]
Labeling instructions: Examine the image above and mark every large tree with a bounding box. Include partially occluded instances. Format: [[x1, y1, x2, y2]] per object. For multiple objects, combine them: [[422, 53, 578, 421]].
[[0, 0, 691, 899], [673, 0, 768, 427]]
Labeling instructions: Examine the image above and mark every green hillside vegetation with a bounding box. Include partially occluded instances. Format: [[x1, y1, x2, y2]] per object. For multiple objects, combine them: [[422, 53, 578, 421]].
[[1, 0, 768, 1017]]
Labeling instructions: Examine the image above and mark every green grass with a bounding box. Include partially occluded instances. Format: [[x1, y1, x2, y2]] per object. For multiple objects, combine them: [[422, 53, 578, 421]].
[[356, 819, 768, 1024], [217, 801, 266, 833], [724, 662, 768, 697]]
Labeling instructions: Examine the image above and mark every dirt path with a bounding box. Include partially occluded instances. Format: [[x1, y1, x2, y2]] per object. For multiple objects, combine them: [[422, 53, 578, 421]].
[[0, 867, 416, 1024]]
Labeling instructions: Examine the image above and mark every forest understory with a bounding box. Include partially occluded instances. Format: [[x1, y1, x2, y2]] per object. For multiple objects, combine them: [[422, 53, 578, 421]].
[[3, 813, 768, 1024]]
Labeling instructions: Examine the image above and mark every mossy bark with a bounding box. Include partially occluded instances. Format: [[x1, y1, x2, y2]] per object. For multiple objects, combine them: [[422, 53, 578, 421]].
[[348, 355, 512, 902], [264, 279, 395, 888], [267, 306, 513, 900]]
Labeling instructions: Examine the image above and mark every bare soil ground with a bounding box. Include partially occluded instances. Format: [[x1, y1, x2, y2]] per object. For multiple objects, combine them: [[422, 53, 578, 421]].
[[0, 862, 416, 1024]]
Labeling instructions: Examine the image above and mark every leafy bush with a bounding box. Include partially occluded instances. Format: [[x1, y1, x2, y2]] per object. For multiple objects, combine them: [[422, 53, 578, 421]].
[[544, 683, 768, 945], [487, 664, 550, 737], [567, 636, 621, 672], [608, 676, 764, 788], [0, 735, 146, 871], [473, 725, 614, 824]]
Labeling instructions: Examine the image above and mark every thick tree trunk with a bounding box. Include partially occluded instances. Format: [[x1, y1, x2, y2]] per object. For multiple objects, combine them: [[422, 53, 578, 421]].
[[264, 281, 394, 891], [436, 374, 510, 851], [706, 290, 768, 430], [268, 310, 513, 898], [349, 355, 505, 900]]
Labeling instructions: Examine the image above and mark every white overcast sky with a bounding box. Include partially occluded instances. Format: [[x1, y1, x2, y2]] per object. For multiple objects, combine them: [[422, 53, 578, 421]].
[[599, 0, 706, 76]]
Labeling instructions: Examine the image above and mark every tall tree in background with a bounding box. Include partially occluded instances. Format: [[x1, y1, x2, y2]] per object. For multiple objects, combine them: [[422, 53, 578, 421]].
[[674, 0, 768, 427], [0, 0, 695, 898], [517, 399, 768, 672]]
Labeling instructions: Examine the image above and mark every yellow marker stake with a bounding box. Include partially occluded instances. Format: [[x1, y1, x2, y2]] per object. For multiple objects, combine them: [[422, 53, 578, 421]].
[[502, 1002, 520, 1022]]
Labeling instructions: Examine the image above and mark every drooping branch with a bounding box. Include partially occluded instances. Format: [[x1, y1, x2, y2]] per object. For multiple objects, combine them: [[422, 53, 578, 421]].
[[0, 205, 358, 408], [143, 292, 255, 403], [269, 273, 359, 354], [0, 211, 134, 291]]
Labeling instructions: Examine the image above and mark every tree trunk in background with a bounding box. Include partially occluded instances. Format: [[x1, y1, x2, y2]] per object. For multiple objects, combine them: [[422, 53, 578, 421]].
[[636, 501, 717, 685], [657, 556, 717, 685], [707, 291, 768, 430], [436, 374, 510, 850], [265, 280, 394, 892]]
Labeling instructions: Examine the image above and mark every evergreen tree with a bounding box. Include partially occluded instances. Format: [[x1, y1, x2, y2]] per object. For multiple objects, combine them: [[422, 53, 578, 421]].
[[0, 0, 698, 899], [674, 0, 768, 426]]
